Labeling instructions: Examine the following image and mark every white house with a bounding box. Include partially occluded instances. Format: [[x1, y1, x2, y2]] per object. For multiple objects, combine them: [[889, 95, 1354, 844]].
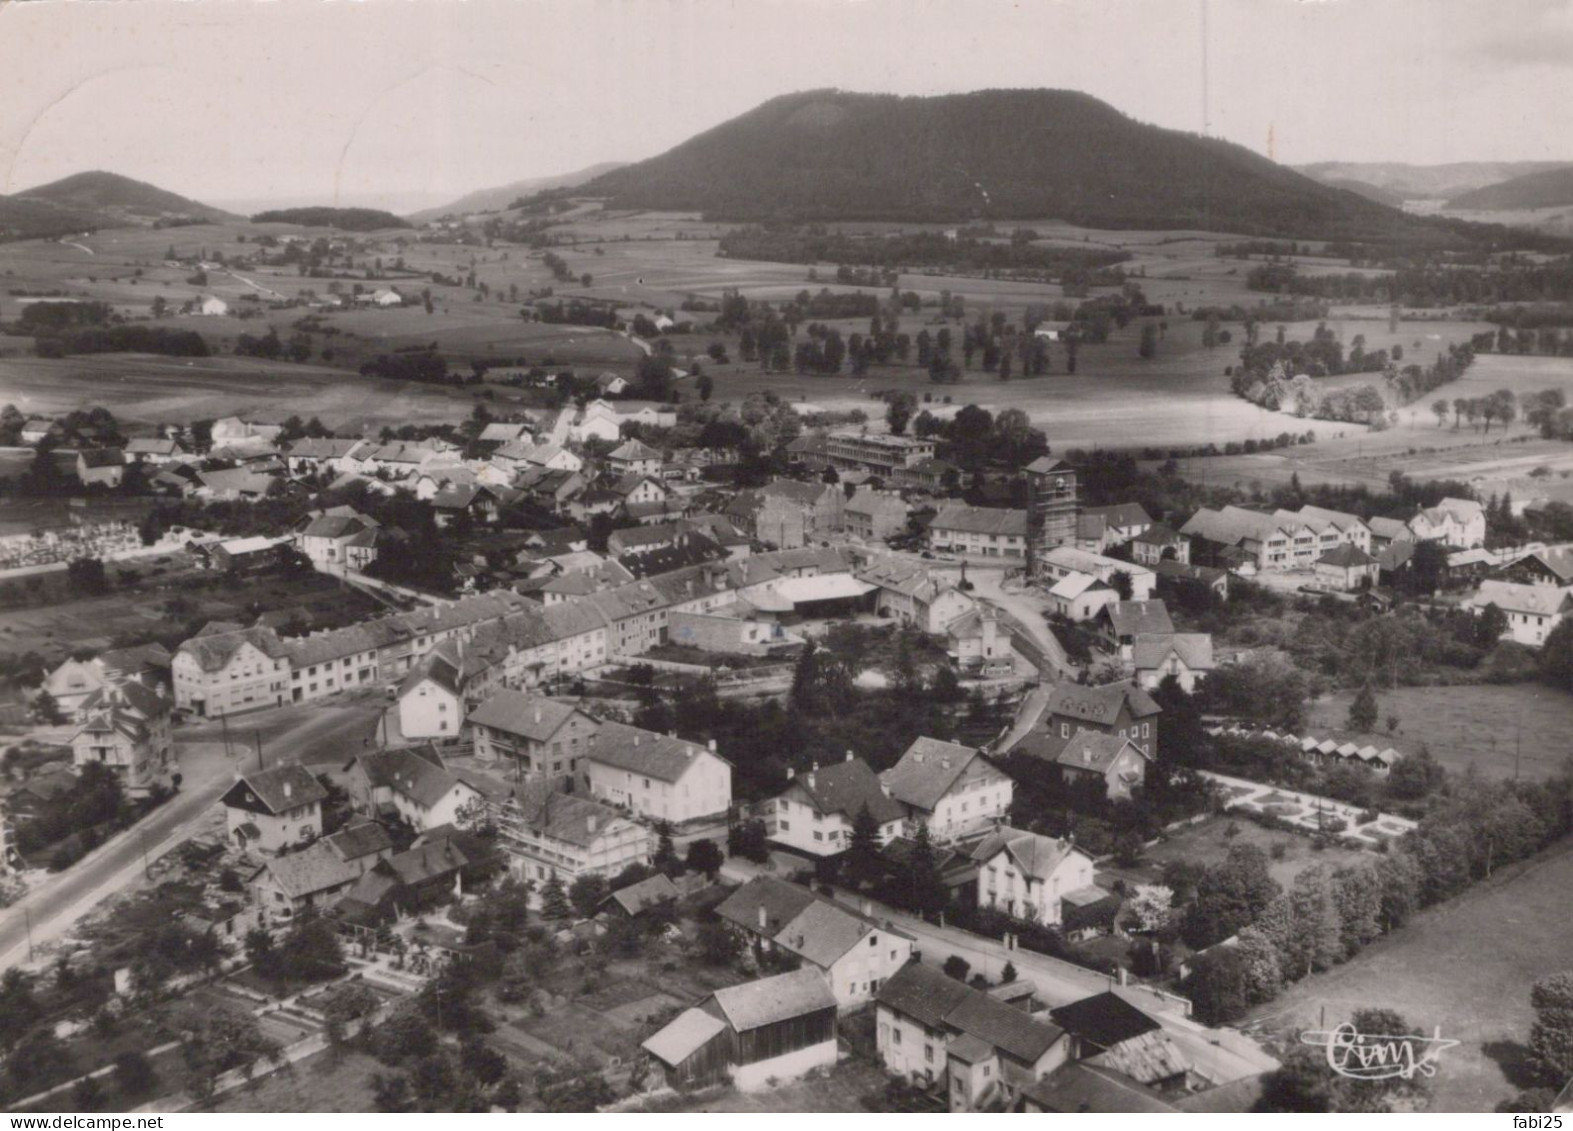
[[1039, 547, 1156, 601], [1410, 497, 1486, 549], [342, 746, 486, 832], [76, 449, 125, 488], [1048, 571, 1116, 622], [1131, 633, 1214, 693], [372, 288, 403, 307], [972, 826, 1098, 927], [857, 557, 977, 634], [172, 624, 292, 717], [714, 877, 914, 1010], [880, 737, 1013, 844], [220, 764, 327, 854], [397, 649, 467, 740], [928, 505, 1028, 560], [1472, 579, 1572, 647], [198, 295, 229, 316], [581, 721, 732, 825], [70, 679, 174, 796], [467, 689, 602, 777], [766, 754, 905, 857]]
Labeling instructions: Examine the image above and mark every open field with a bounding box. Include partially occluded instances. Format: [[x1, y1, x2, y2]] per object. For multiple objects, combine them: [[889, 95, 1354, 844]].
[[0, 210, 1544, 455], [1154, 353, 1573, 496], [211, 1047, 383, 1113], [0, 352, 502, 434], [1247, 835, 1573, 1112], [1307, 683, 1573, 782], [0, 559, 386, 660]]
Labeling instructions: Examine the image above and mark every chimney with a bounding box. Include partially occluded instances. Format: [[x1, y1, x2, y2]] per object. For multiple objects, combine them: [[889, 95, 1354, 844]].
[[845, 749, 854, 763], [806, 773, 815, 790], [284, 780, 293, 799], [534, 707, 542, 724], [708, 738, 717, 752], [758, 905, 769, 930], [786, 766, 795, 780], [633, 734, 639, 746], [811, 760, 819, 772], [914, 752, 924, 764], [587, 815, 597, 833]]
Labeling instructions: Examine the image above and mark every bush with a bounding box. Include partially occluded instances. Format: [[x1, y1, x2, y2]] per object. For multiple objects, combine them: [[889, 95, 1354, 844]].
[[942, 955, 971, 982], [1270, 841, 1289, 860]]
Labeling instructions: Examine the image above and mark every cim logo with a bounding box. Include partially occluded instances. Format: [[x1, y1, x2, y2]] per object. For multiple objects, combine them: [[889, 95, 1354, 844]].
[[1299, 1023, 1459, 1081]]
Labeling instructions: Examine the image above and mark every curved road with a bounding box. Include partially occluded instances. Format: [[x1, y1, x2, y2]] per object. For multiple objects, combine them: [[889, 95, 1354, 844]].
[[0, 699, 383, 969]]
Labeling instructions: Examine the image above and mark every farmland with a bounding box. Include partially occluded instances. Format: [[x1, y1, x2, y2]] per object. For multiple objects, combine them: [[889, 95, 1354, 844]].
[[1247, 835, 1573, 1113], [1306, 683, 1573, 782], [1, 207, 1568, 457]]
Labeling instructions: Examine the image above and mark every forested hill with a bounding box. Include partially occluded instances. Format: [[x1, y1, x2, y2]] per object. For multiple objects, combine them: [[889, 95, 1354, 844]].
[[18, 171, 235, 222], [1447, 166, 1573, 211], [250, 207, 410, 231], [577, 89, 1456, 242]]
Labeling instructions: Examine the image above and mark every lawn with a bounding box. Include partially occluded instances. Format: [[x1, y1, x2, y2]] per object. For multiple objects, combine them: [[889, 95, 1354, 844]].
[[1246, 835, 1573, 1112], [1307, 683, 1573, 782], [1104, 813, 1370, 892], [624, 1058, 892, 1113], [211, 1047, 383, 1113]]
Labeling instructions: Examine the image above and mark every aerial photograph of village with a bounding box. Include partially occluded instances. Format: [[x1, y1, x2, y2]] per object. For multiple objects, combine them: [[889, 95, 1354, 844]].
[[1, 0, 1571, 1117]]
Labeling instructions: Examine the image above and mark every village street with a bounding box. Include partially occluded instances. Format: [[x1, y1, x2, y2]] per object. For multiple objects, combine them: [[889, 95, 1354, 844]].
[[0, 697, 383, 969]]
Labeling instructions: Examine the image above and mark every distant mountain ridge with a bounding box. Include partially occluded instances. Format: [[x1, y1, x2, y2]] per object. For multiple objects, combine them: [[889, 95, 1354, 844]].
[[17, 171, 236, 222], [1297, 161, 1571, 202], [569, 89, 1457, 241], [408, 162, 626, 221], [1446, 166, 1573, 211], [0, 170, 234, 242]]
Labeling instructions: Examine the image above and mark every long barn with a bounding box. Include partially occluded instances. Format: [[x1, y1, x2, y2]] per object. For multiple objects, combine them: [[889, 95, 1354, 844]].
[[641, 967, 838, 1093]]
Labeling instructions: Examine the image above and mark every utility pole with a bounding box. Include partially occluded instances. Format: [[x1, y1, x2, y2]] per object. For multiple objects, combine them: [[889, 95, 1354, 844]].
[[255, 730, 264, 772], [220, 710, 233, 758], [140, 829, 151, 880], [24, 905, 34, 962]]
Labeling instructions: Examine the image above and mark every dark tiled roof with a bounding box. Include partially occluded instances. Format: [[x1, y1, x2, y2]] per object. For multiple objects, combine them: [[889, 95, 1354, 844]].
[[229, 764, 327, 814], [1023, 1062, 1177, 1113], [880, 737, 984, 812], [708, 967, 837, 1032], [467, 689, 584, 742], [1047, 682, 1161, 726], [779, 758, 904, 824], [1050, 991, 1161, 1049]]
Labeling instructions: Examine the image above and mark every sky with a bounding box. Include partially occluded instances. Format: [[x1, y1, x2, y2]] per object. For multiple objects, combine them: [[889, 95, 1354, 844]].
[[2, 0, 1571, 212]]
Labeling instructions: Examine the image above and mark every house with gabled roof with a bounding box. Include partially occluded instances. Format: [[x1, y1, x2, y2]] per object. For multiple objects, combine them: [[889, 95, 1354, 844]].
[[607, 438, 663, 477], [1039, 546, 1156, 600], [971, 826, 1098, 927], [467, 688, 600, 777], [76, 448, 125, 488], [248, 820, 395, 920], [1410, 496, 1485, 548], [397, 646, 467, 740], [1097, 599, 1175, 660], [341, 745, 486, 833], [582, 721, 731, 824], [857, 556, 976, 633], [172, 622, 292, 717], [844, 488, 910, 543], [643, 967, 839, 1093], [1132, 521, 1189, 567], [1314, 542, 1379, 591], [875, 961, 1071, 1109], [297, 508, 380, 570], [221, 764, 328, 853], [70, 679, 174, 796], [601, 871, 679, 918], [1053, 731, 1152, 801], [929, 504, 1028, 560], [714, 876, 914, 1009], [1131, 633, 1214, 693], [1076, 502, 1153, 553], [766, 753, 905, 857], [881, 737, 1013, 843], [1048, 571, 1117, 623], [494, 775, 652, 885], [1037, 682, 1161, 759], [126, 436, 186, 465], [1471, 579, 1573, 647]]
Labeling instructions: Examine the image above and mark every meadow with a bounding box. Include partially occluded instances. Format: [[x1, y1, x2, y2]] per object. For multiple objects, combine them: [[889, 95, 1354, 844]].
[[2, 207, 1564, 461], [1247, 836, 1573, 1112], [1306, 683, 1573, 782]]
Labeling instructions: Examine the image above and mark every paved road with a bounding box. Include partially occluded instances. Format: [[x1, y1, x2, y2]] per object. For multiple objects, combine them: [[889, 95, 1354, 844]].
[[968, 570, 1076, 681], [0, 699, 384, 969]]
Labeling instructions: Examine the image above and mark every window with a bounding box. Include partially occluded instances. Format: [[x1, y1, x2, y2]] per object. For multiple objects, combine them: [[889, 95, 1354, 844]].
[[924, 1045, 934, 1064], [779, 820, 790, 831], [892, 1028, 902, 1046], [813, 831, 823, 841]]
